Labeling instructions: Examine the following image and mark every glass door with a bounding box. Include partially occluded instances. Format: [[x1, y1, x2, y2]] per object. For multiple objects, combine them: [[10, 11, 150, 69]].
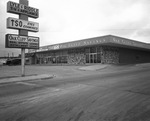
[[94, 54, 97, 63], [90, 54, 94, 63], [90, 54, 97, 63], [86, 53, 101, 63]]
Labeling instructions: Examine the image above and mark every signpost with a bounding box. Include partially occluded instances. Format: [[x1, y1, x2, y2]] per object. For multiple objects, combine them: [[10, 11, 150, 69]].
[[6, 0, 39, 77]]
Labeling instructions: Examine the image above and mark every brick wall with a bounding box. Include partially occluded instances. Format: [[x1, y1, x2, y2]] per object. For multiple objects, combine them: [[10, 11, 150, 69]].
[[101, 46, 119, 64], [68, 53, 86, 64]]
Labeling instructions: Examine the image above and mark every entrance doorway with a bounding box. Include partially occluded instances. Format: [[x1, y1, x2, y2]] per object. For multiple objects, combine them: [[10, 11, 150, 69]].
[[90, 54, 97, 63], [86, 53, 101, 63]]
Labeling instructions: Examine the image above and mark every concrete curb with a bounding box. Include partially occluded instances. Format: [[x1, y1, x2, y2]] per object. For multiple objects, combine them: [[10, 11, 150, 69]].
[[79, 64, 109, 71], [0, 74, 54, 84]]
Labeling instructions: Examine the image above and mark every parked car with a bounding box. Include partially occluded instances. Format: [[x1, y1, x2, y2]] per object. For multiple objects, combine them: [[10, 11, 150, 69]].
[[6, 59, 21, 66], [0, 59, 7, 65]]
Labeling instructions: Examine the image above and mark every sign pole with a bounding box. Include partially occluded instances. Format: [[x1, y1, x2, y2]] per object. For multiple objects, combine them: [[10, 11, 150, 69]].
[[21, 48, 25, 76], [19, 0, 28, 77], [6, 0, 39, 77]]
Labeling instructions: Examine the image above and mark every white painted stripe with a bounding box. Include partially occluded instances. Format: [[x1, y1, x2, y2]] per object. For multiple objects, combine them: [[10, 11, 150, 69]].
[[16, 82, 37, 86]]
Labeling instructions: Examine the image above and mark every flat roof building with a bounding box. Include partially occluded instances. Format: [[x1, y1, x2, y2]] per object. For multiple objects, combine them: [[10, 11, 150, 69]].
[[28, 35, 150, 65]]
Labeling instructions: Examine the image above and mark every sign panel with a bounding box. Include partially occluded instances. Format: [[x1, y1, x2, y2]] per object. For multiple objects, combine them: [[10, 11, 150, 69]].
[[7, 17, 39, 32], [5, 34, 39, 49], [7, 1, 39, 18], [28, 49, 36, 53]]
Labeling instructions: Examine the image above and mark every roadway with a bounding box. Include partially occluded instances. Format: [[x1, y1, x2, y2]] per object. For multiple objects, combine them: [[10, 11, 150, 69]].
[[0, 64, 150, 121]]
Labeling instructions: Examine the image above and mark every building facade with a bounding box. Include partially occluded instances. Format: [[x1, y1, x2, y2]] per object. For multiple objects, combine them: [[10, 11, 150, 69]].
[[28, 35, 150, 65]]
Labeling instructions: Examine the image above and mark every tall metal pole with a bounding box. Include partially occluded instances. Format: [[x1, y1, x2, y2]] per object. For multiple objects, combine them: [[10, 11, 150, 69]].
[[19, 0, 28, 77], [21, 49, 25, 76]]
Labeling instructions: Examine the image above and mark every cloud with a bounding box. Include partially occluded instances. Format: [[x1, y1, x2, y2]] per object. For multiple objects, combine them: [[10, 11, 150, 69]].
[[38, 0, 150, 44], [0, 0, 150, 56], [136, 29, 150, 37]]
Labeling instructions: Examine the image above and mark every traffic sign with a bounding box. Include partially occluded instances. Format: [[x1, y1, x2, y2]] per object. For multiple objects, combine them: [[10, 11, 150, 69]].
[[7, 17, 39, 32]]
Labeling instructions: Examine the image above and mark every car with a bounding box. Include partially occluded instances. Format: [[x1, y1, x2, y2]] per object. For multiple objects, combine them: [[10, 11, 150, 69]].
[[6, 58, 21, 66], [0, 59, 7, 65]]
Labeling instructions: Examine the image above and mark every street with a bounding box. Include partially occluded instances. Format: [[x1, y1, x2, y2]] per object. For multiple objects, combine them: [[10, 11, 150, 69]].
[[0, 64, 150, 121]]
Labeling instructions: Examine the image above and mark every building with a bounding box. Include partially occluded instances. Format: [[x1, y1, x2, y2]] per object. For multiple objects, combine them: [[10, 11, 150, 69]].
[[28, 35, 150, 65]]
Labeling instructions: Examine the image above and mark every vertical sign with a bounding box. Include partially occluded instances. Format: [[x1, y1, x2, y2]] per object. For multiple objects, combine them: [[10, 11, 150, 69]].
[[6, 0, 39, 77]]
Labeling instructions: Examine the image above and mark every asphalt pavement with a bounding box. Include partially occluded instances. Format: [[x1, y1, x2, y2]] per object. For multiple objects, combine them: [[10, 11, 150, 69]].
[[0, 64, 150, 121]]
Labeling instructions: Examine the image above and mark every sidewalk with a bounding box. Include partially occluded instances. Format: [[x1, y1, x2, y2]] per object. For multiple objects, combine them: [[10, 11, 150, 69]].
[[79, 64, 109, 71], [0, 74, 54, 84]]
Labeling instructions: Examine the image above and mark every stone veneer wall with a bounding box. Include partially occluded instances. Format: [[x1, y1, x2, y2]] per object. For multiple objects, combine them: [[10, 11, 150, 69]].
[[68, 53, 86, 64], [101, 46, 119, 64]]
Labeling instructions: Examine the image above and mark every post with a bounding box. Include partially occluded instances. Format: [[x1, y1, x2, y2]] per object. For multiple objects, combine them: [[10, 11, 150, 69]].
[[21, 49, 25, 76], [6, 0, 39, 76], [19, 0, 28, 77]]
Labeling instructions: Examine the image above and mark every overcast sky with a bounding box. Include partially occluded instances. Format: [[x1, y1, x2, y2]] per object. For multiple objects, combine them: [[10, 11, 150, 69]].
[[0, 0, 150, 57]]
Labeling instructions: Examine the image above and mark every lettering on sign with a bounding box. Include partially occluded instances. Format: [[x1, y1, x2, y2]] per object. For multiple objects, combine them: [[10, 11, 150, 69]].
[[7, 17, 39, 32], [36, 48, 48, 52], [28, 49, 36, 53], [53, 45, 60, 50], [7, 1, 39, 18], [47, 45, 60, 50], [5, 34, 39, 49]]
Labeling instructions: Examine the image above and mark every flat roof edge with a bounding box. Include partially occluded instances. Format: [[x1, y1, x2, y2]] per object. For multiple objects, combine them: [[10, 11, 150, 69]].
[[29, 35, 150, 53]]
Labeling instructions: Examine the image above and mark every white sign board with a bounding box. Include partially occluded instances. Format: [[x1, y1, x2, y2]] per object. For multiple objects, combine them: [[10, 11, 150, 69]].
[[7, 17, 39, 32]]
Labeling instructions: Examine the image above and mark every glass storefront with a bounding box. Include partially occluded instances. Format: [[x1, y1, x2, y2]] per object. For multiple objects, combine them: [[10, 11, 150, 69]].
[[86, 53, 101, 63], [85, 46, 102, 63], [35, 46, 103, 64]]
